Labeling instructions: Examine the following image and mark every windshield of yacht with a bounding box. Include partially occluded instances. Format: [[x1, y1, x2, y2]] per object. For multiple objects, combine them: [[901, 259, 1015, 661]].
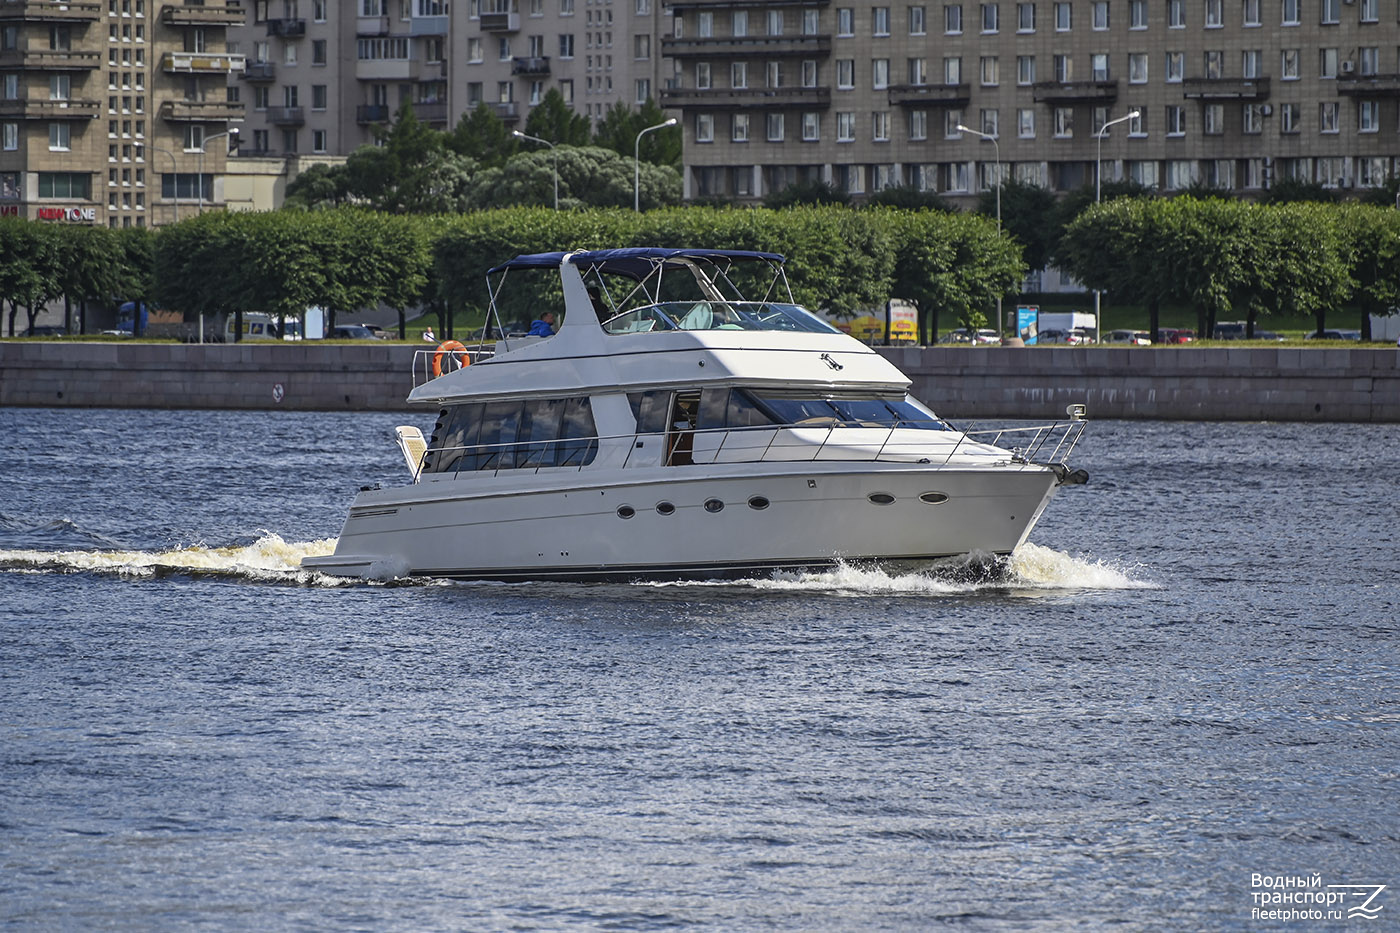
[[601, 301, 840, 335]]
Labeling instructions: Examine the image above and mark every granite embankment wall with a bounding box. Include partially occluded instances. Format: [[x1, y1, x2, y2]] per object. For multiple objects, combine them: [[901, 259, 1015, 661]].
[[2, 342, 1398, 421]]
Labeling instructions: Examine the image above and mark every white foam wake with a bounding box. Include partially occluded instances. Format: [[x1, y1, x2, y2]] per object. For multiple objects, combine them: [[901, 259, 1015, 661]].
[[0, 534, 354, 586], [745, 542, 1154, 595]]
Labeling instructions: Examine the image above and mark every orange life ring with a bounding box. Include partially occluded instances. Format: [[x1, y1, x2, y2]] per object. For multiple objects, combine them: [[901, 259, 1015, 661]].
[[432, 340, 469, 377]]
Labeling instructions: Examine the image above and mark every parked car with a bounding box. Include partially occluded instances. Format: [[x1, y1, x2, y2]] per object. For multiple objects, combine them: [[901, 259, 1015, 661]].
[[24, 325, 67, 337], [1039, 327, 1093, 345], [1253, 330, 1286, 342], [1213, 321, 1246, 339], [937, 327, 1000, 345], [1156, 328, 1196, 344], [362, 324, 388, 338], [330, 324, 381, 340], [1304, 329, 1362, 340], [1106, 329, 1152, 345]]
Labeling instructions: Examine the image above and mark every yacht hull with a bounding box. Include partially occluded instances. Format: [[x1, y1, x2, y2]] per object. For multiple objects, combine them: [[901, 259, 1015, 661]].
[[302, 463, 1060, 581]]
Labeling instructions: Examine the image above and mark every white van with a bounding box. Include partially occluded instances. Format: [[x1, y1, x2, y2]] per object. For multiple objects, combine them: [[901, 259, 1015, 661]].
[[224, 312, 303, 342]]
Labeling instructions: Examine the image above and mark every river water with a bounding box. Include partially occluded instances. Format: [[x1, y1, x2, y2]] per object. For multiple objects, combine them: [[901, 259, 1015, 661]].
[[1, 409, 1396, 931]]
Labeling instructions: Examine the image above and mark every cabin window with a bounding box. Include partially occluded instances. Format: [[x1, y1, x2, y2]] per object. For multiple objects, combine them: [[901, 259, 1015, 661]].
[[697, 387, 773, 429], [422, 396, 598, 474], [748, 391, 948, 429]]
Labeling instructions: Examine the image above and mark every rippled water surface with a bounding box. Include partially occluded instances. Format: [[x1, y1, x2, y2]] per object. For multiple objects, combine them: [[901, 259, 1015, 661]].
[[2, 409, 1397, 931]]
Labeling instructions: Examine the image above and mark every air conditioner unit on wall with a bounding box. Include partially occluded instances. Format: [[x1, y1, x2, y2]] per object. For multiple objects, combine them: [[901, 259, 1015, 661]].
[[1342, 60, 1355, 73], [1261, 104, 1273, 115]]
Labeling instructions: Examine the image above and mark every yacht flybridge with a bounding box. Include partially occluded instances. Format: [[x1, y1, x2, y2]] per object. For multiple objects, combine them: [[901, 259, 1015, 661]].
[[302, 248, 1088, 581]]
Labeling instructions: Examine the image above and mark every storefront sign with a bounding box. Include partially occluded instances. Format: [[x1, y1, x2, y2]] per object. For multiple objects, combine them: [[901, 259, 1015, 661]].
[[35, 207, 97, 222]]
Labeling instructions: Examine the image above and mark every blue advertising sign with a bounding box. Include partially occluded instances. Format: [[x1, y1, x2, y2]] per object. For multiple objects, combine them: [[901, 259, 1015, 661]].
[[1017, 305, 1040, 345]]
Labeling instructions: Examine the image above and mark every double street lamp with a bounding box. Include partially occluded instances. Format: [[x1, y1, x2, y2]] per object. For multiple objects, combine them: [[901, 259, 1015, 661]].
[[634, 117, 677, 212], [511, 129, 558, 209], [1093, 110, 1141, 341]]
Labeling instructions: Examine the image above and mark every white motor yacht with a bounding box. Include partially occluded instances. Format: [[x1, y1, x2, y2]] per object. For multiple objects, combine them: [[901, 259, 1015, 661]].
[[302, 248, 1088, 581]]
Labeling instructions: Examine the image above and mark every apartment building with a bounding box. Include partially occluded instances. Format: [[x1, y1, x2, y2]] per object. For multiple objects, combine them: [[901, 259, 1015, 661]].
[[1, 0, 245, 228], [659, 0, 1400, 202], [228, 0, 665, 160]]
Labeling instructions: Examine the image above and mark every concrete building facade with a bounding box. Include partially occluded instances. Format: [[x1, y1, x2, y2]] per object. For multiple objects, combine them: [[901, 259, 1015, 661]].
[[0, 0, 246, 228], [659, 0, 1400, 202]]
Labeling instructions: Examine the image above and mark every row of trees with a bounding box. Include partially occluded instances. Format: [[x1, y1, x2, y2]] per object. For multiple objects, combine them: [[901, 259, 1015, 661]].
[[1057, 198, 1400, 340], [0, 219, 151, 336], [4, 200, 1398, 341], [143, 206, 1022, 343], [282, 96, 683, 213]]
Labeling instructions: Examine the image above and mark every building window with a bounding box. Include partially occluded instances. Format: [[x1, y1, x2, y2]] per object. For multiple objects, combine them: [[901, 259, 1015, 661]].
[[872, 109, 890, 140], [39, 172, 91, 199], [803, 9, 820, 33], [697, 10, 713, 35], [980, 107, 998, 136], [1241, 49, 1260, 78], [1281, 48, 1299, 79], [1242, 103, 1263, 133], [981, 2, 998, 31], [1318, 101, 1339, 133], [837, 59, 854, 88], [1091, 53, 1109, 80], [1319, 47, 1337, 78], [1359, 100, 1379, 132], [1017, 1, 1034, 30], [312, 85, 327, 109], [732, 112, 749, 141], [1165, 51, 1183, 81], [873, 58, 890, 88], [1204, 0, 1222, 27], [1054, 1, 1071, 28], [695, 112, 713, 142], [944, 3, 962, 32], [873, 5, 891, 34], [945, 108, 963, 137], [559, 33, 574, 57], [1130, 0, 1147, 26], [1319, 0, 1338, 23], [1017, 55, 1035, 84], [1166, 160, 1195, 189], [1092, 0, 1109, 28], [908, 57, 927, 84], [1168, 0, 1184, 25], [1358, 47, 1378, 75], [1242, 0, 1260, 24], [979, 55, 997, 85], [2, 122, 16, 150], [837, 110, 855, 140], [837, 7, 854, 33], [1127, 107, 1144, 134], [731, 61, 748, 88], [696, 62, 711, 89], [1358, 0, 1377, 21], [766, 112, 784, 140], [1203, 102, 1223, 133], [1018, 107, 1035, 137], [767, 9, 783, 34], [312, 39, 327, 65], [312, 129, 327, 153], [1053, 54, 1072, 82], [1054, 106, 1073, 136], [1279, 102, 1300, 133], [802, 111, 820, 140], [1129, 52, 1147, 82], [802, 60, 818, 86], [48, 122, 70, 151], [910, 5, 927, 33], [1281, 0, 1298, 22], [1166, 104, 1185, 135], [909, 109, 928, 139], [944, 56, 961, 84], [635, 78, 650, 102]]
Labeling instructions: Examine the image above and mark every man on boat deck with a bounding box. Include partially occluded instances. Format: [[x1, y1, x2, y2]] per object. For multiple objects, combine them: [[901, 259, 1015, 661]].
[[528, 311, 556, 337]]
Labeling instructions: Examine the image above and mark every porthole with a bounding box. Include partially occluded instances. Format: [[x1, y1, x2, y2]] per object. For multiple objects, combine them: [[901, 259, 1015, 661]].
[[919, 492, 950, 505], [616, 505, 635, 519], [748, 496, 770, 511], [656, 501, 676, 515], [704, 498, 724, 513], [868, 493, 896, 506]]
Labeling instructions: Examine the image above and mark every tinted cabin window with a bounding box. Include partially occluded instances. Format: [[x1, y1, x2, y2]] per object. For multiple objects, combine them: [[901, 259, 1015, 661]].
[[628, 390, 673, 434], [422, 397, 598, 473]]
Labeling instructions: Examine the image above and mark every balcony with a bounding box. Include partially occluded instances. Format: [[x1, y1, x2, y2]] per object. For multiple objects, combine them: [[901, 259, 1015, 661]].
[[162, 51, 247, 74], [240, 60, 275, 81], [668, 0, 832, 8], [659, 85, 831, 109], [0, 96, 100, 119], [661, 34, 831, 58], [410, 14, 448, 35], [1032, 80, 1119, 102], [355, 57, 419, 80], [267, 106, 304, 125], [0, 1, 101, 22], [887, 82, 970, 107], [1180, 76, 1270, 100], [415, 101, 447, 123], [160, 2, 244, 27], [0, 48, 101, 70], [357, 14, 390, 34], [1336, 73, 1400, 98], [356, 103, 391, 123], [511, 55, 551, 75], [480, 11, 519, 31], [489, 100, 519, 121], [266, 17, 306, 37], [159, 99, 245, 121]]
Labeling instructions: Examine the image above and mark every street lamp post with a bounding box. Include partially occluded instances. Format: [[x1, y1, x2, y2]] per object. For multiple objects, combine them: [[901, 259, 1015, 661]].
[[1093, 109, 1141, 342], [957, 123, 1003, 337], [145, 143, 181, 225], [197, 126, 239, 215], [511, 129, 558, 209], [634, 117, 677, 212]]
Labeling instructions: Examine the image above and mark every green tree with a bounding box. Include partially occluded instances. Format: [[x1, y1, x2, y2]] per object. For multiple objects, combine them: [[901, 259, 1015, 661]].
[[283, 162, 354, 211], [591, 99, 682, 166], [345, 103, 477, 212], [447, 102, 519, 168], [0, 218, 61, 336], [1335, 203, 1400, 339], [762, 180, 849, 208], [522, 89, 591, 146], [866, 185, 955, 212], [1261, 177, 1339, 204], [978, 178, 1057, 271]]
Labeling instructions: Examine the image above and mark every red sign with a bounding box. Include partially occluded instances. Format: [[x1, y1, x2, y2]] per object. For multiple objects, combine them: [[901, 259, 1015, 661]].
[[35, 206, 97, 222], [0, 205, 17, 217]]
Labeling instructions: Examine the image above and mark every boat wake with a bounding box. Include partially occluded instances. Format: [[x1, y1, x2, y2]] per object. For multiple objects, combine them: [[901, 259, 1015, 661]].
[[0, 533, 368, 587], [739, 543, 1156, 595]]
